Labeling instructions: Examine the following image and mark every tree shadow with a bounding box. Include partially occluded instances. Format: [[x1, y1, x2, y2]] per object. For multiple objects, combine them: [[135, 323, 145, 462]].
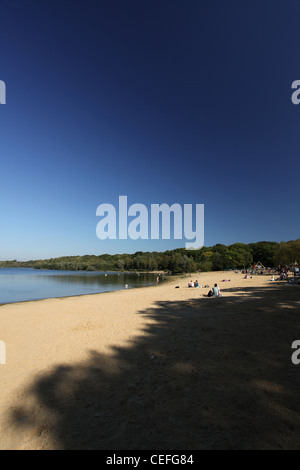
[[8, 283, 300, 449]]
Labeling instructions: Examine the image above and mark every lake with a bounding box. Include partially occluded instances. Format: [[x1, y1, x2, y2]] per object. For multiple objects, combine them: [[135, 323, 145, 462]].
[[0, 268, 159, 304]]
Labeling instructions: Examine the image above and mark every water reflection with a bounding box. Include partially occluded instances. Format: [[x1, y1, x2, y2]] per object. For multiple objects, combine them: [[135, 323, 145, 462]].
[[0, 269, 158, 304]]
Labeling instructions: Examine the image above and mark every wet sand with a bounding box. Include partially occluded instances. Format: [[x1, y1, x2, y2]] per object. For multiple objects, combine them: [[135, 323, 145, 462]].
[[0, 271, 299, 449]]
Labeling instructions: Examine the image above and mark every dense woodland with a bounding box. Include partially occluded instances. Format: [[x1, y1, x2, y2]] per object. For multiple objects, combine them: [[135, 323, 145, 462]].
[[0, 240, 299, 274]]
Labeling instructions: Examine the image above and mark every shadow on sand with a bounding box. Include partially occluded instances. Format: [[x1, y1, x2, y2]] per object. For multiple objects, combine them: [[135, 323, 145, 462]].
[[9, 282, 300, 449]]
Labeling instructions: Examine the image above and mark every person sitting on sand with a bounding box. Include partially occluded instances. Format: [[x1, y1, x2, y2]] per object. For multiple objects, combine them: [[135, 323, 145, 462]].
[[188, 280, 194, 287], [194, 280, 199, 287], [212, 283, 221, 297]]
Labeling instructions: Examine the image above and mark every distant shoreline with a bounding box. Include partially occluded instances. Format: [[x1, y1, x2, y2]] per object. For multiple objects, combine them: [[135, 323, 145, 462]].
[[0, 266, 167, 275], [2, 239, 298, 274]]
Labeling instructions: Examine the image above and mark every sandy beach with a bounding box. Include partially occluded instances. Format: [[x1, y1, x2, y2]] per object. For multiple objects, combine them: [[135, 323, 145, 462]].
[[0, 271, 300, 450]]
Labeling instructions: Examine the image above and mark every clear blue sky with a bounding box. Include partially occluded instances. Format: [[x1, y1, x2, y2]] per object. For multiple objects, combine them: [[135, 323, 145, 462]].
[[0, 0, 299, 260]]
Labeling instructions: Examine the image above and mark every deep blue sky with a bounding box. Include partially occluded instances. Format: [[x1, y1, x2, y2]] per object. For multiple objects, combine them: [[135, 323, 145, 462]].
[[0, 0, 300, 260]]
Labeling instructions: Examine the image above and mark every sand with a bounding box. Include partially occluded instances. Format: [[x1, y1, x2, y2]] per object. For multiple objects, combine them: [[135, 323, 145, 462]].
[[0, 271, 300, 450]]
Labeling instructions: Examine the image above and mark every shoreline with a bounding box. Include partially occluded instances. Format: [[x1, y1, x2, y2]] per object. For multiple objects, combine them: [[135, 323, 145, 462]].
[[0, 266, 167, 274], [0, 271, 171, 307], [0, 282, 160, 307]]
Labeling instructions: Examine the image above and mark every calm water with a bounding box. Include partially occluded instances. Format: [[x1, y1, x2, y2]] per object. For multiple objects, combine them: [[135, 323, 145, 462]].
[[0, 268, 158, 304]]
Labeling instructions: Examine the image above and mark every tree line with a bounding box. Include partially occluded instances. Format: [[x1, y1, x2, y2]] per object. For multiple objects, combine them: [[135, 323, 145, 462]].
[[1, 239, 299, 274]]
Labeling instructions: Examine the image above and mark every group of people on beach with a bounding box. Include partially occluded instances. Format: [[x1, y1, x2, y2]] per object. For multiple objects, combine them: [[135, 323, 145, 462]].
[[271, 264, 300, 284], [187, 279, 221, 297]]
